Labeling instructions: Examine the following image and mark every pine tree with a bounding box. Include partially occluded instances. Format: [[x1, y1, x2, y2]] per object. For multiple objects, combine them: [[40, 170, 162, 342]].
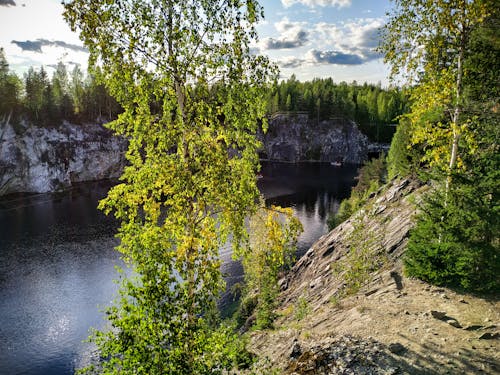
[[0, 48, 21, 119]]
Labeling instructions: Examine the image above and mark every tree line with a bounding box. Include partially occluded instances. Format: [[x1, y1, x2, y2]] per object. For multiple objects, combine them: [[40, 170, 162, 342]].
[[386, 0, 499, 293], [267, 76, 409, 142], [1, 47, 407, 143], [0, 48, 121, 126], [2, 0, 495, 373]]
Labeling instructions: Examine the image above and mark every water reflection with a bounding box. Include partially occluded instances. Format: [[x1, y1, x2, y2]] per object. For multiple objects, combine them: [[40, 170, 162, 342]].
[[260, 161, 358, 256], [0, 163, 358, 375], [0, 182, 121, 375]]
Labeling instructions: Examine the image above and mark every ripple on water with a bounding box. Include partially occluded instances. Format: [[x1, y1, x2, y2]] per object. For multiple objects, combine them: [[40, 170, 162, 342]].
[[0, 165, 359, 375]]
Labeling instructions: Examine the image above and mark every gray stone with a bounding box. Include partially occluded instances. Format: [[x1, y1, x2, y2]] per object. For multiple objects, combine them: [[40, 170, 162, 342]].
[[0, 120, 126, 195], [463, 325, 484, 331], [446, 319, 462, 329], [388, 342, 407, 355], [478, 332, 499, 340], [430, 310, 447, 320], [260, 113, 375, 164], [290, 339, 302, 359]]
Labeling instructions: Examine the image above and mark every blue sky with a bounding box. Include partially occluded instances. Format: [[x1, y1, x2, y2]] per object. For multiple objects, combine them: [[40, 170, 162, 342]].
[[0, 0, 392, 84]]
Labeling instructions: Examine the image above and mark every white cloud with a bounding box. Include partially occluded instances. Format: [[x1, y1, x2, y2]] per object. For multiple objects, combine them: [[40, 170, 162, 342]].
[[281, 0, 351, 8], [344, 18, 384, 49], [313, 18, 385, 58], [274, 17, 307, 35], [0, 0, 88, 74], [260, 18, 309, 50], [305, 49, 363, 65], [274, 17, 385, 69]]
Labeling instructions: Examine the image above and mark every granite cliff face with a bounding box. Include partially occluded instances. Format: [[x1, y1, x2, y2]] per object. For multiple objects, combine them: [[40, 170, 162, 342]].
[[260, 113, 370, 164], [0, 120, 127, 195], [1, 113, 378, 195]]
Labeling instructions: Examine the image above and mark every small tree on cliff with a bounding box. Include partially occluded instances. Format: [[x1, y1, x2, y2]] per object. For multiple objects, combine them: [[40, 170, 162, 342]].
[[64, 0, 278, 373], [242, 205, 302, 329]]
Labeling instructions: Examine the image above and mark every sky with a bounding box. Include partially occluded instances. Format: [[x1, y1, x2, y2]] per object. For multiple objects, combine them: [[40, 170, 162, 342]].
[[0, 0, 393, 85]]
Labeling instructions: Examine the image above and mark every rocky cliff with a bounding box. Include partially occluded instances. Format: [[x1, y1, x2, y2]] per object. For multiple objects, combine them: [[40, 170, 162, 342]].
[[0, 120, 127, 195], [243, 179, 499, 374], [261, 113, 371, 164], [0, 113, 379, 195]]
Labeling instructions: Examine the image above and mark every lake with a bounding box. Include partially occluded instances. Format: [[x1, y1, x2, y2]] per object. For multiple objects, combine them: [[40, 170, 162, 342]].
[[0, 162, 358, 375]]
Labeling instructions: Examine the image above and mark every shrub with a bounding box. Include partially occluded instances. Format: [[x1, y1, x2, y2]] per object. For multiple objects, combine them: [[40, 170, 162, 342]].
[[332, 219, 387, 296], [405, 178, 499, 293], [328, 154, 387, 229], [239, 206, 302, 330], [294, 296, 310, 321]]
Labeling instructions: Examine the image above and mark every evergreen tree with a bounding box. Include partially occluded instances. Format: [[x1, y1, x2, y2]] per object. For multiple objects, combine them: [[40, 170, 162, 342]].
[[41, 80, 57, 125], [51, 62, 73, 120], [381, 0, 499, 292], [24, 67, 47, 122], [70, 65, 85, 117], [0, 48, 21, 120], [405, 154, 499, 292], [386, 119, 420, 180], [285, 93, 292, 111]]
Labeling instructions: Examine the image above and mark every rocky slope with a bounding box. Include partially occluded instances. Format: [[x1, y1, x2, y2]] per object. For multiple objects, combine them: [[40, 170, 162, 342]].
[[0, 120, 127, 195], [260, 113, 373, 164], [244, 179, 499, 374]]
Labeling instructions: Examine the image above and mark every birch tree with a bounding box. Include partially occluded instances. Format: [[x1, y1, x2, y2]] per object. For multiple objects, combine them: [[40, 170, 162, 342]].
[[63, 1, 276, 373], [382, 0, 499, 293], [380, 0, 492, 178]]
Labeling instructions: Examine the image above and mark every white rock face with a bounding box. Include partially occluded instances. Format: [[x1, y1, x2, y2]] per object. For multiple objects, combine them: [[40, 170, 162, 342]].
[[261, 113, 371, 164], [0, 120, 127, 195]]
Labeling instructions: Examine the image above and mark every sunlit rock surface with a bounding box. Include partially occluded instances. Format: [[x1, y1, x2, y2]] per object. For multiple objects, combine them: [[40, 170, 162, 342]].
[[0, 121, 126, 195]]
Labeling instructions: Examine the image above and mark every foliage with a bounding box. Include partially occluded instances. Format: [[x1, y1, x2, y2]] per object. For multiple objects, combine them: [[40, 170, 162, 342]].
[[332, 219, 387, 297], [294, 295, 310, 321], [380, 0, 493, 175], [240, 205, 303, 329], [329, 294, 342, 308], [0, 57, 120, 126], [381, 0, 499, 293], [463, 6, 500, 104], [405, 111, 499, 293], [328, 155, 387, 229], [386, 118, 421, 180], [0, 48, 22, 120], [234, 294, 258, 328], [64, 0, 276, 373], [405, 179, 499, 292]]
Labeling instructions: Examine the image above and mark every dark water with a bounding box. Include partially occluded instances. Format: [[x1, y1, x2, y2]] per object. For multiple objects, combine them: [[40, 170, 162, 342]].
[[0, 162, 358, 375]]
